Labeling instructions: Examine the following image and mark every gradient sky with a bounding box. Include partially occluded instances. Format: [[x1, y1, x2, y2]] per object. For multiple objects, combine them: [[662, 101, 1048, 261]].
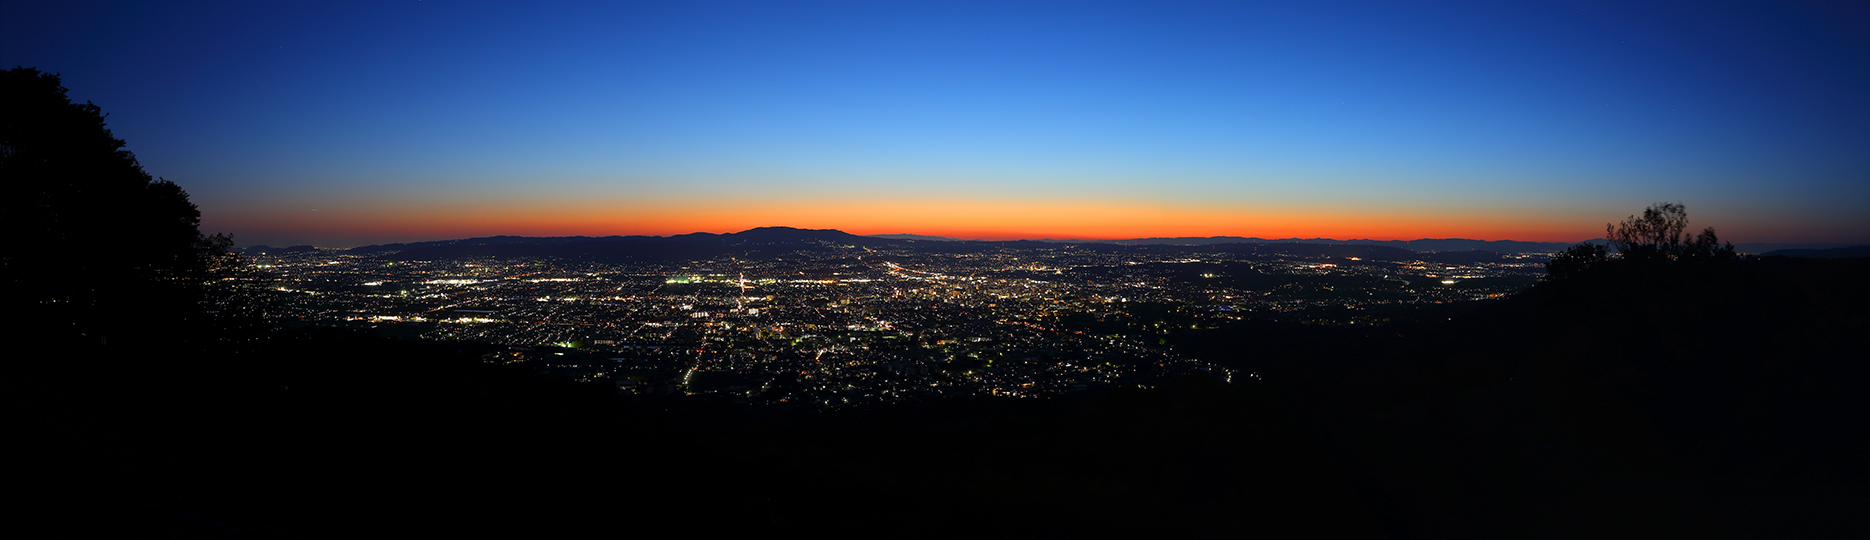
[[7, 0, 1867, 247]]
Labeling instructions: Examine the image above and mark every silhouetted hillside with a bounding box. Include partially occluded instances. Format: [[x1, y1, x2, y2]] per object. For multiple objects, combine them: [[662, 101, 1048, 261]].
[[18, 202, 1868, 540], [13, 254, 1864, 537], [1344, 255, 1868, 538], [6, 328, 1383, 537], [7, 327, 795, 536]]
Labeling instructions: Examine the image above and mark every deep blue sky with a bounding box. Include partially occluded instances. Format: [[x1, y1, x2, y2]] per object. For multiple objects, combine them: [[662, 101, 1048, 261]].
[[7, 1, 1867, 247]]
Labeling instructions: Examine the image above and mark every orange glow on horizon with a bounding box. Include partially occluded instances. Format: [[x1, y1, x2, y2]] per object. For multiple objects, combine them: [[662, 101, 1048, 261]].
[[211, 195, 1619, 247]]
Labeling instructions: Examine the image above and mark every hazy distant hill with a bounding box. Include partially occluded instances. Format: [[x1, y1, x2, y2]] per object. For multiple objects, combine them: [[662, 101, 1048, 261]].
[[673, 226, 899, 247], [345, 234, 660, 255], [1112, 242, 1423, 260], [362, 227, 895, 262], [858, 235, 1865, 255], [1418, 250, 1511, 264], [237, 244, 320, 255], [1098, 236, 1576, 253], [856, 233, 976, 242], [868, 234, 1577, 253], [274, 232, 1863, 257], [345, 228, 1856, 263], [381, 237, 734, 263], [1759, 245, 1870, 258], [337, 227, 1473, 263]]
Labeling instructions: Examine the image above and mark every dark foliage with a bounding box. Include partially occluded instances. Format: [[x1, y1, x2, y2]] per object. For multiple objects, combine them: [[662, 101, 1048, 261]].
[[1492, 206, 1865, 538], [0, 67, 235, 348], [1549, 202, 1736, 282], [1603, 202, 1736, 262], [1545, 241, 1611, 283]]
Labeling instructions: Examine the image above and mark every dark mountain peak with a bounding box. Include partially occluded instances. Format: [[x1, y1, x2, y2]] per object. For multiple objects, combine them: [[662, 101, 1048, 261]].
[[723, 227, 890, 246], [739, 226, 819, 233], [869, 233, 972, 242], [667, 231, 724, 241], [732, 226, 853, 237]]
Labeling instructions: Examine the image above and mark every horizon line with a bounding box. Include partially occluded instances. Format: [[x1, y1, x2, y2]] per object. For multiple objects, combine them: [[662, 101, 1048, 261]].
[[244, 226, 1594, 249], [233, 225, 1866, 251]]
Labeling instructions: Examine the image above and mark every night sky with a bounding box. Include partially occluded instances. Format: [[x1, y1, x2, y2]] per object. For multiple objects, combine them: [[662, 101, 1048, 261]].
[[7, 1, 1867, 247]]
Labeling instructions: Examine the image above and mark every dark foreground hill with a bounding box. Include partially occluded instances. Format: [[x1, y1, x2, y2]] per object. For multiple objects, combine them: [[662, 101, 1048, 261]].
[[7, 256, 1864, 538], [4, 330, 1375, 537]]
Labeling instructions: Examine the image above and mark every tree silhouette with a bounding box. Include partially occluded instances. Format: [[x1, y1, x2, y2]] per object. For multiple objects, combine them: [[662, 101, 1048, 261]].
[[1, 67, 230, 347], [1547, 202, 1737, 284], [1604, 202, 1735, 262], [1544, 241, 1610, 283]]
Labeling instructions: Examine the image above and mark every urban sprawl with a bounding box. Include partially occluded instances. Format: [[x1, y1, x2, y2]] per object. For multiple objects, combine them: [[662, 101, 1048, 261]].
[[247, 243, 1548, 409]]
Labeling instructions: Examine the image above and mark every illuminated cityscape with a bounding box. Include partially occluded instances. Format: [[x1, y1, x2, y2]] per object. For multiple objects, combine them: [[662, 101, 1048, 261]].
[[12, 1, 1864, 535], [246, 236, 1547, 409]]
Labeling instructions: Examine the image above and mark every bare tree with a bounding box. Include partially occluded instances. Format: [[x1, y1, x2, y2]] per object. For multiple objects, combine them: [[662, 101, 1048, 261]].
[[1605, 202, 1734, 262], [1548, 202, 1736, 283]]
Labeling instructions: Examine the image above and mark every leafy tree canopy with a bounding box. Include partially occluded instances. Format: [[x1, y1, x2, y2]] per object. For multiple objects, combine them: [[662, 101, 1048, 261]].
[[1, 67, 233, 346], [1547, 202, 1736, 283], [1603, 202, 1735, 262]]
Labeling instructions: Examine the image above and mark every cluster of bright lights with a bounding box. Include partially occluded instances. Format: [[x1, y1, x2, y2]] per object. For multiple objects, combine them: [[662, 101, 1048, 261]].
[[347, 315, 428, 322]]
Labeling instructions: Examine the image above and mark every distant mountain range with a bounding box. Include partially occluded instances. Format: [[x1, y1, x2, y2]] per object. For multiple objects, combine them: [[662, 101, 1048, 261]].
[[1119, 236, 1578, 253], [242, 227, 1864, 260], [1758, 245, 1870, 258], [292, 227, 1455, 263], [872, 233, 1573, 252], [240, 244, 321, 255], [873, 233, 1575, 252], [335, 227, 895, 263], [868, 233, 1860, 255]]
